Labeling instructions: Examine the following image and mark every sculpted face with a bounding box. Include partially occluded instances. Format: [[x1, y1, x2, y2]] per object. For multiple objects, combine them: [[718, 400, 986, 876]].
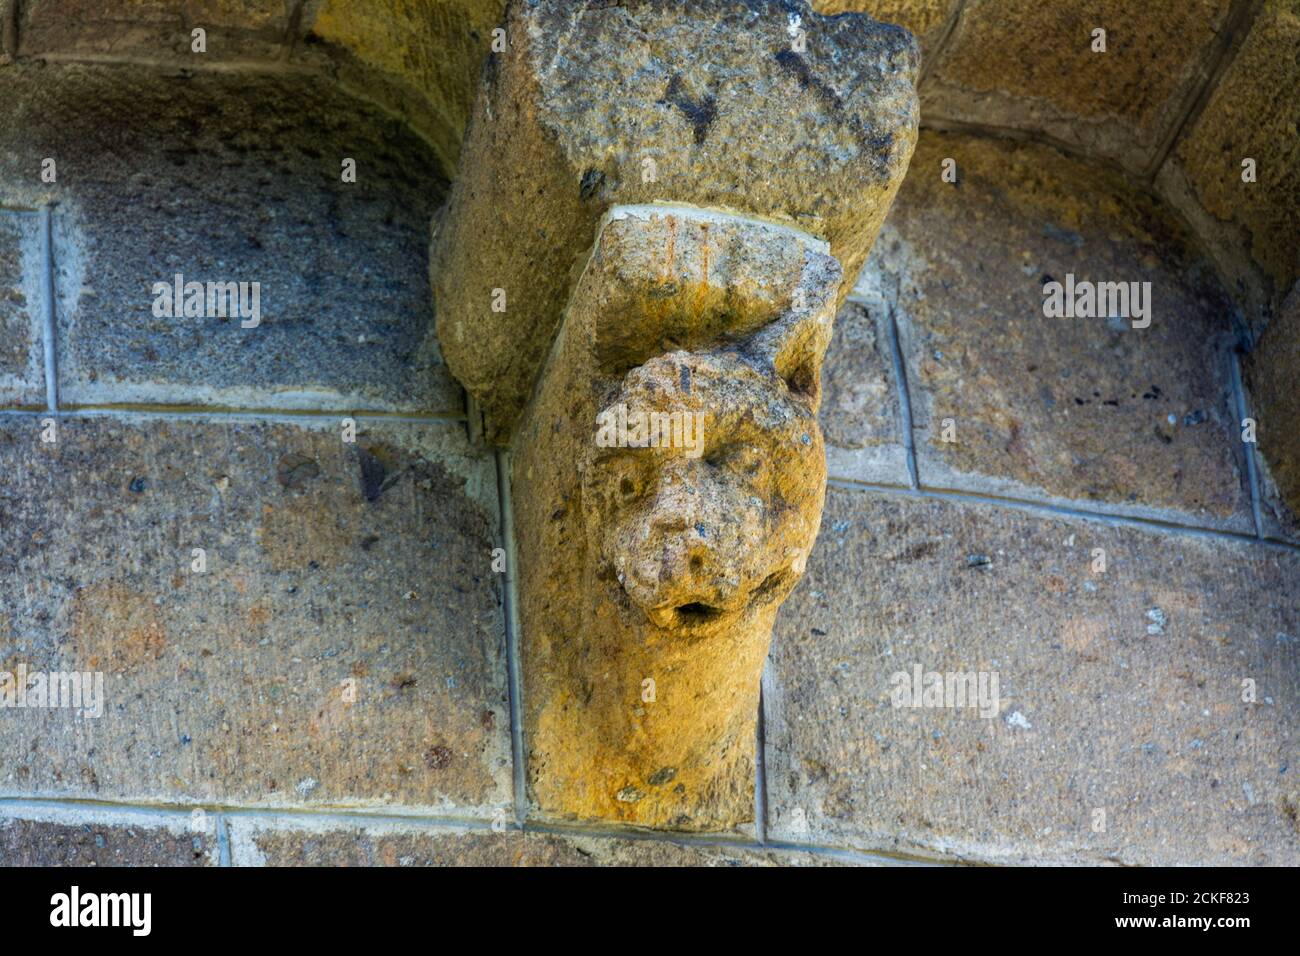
[[514, 206, 846, 828], [583, 347, 826, 637]]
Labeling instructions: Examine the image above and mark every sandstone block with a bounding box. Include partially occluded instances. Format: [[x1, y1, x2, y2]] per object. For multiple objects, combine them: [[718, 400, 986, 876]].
[[0, 65, 459, 413], [0, 806, 217, 866], [1246, 283, 1300, 542], [0, 416, 509, 813], [228, 817, 846, 866], [884, 133, 1252, 530], [767, 485, 1300, 865], [925, 0, 1234, 173], [17, 0, 293, 61], [0, 210, 45, 408], [1166, 0, 1300, 338]]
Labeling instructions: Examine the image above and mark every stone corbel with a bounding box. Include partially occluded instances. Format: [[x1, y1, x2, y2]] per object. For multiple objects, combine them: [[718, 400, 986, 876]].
[[433, 0, 919, 829], [514, 205, 840, 828]]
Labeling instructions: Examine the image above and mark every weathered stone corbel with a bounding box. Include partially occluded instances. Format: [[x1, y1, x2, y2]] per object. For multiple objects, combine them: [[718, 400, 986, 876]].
[[433, 0, 919, 829], [514, 205, 840, 828]]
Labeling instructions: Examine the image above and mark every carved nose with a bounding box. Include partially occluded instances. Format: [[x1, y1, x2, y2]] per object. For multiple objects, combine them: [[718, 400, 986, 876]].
[[618, 461, 745, 622], [638, 516, 738, 606], [645, 461, 700, 532]]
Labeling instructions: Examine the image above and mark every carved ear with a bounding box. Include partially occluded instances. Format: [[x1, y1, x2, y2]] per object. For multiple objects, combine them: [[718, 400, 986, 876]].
[[744, 294, 836, 407]]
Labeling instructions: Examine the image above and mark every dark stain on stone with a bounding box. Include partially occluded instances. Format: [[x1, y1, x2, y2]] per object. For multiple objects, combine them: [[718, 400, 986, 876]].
[[662, 75, 717, 145], [647, 766, 677, 786], [774, 50, 894, 163], [1043, 222, 1084, 248], [579, 167, 604, 200], [128, 477, 146, 494], [1282, 797, 1299, 835], [424, 745, 453, 770], [276, 452, 320, 489], [775, 49, 844, 115], [898, 540, 939, 562], [357, 446, 388, 502]]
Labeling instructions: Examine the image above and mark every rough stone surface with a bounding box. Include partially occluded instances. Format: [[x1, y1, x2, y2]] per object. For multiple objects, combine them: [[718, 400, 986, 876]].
[[228, 819, 846, 866], [7, 0, 507, 179], [0, 64, 459, 413], [822, 296, 909, 485], [0, 210, 45, 408], [515, 207, 839, 831], [1247, 284, 1300, 542], [297, 0, 506, 178], [0, 416, 509, 812], [813, 0, 959, 63], [433, 0, 919, 442], [0, 809, 217, 865], [1167, 0, 1300, 336], [1, 1, 13, 64], [766, 485, 1300, 865], [886, 133, 1252, 530], [17, 0, 294, 61], [925, 0, 1234, 172]]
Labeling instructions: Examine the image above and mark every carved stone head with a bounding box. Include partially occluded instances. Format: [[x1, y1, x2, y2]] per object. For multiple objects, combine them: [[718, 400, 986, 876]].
[[514, 207, 841, 829], [585, 344, 825, 640]]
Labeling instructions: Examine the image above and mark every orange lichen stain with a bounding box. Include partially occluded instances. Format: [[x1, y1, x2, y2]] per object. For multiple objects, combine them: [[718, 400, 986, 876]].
[[68, 582, 167, 672], [691, 223, 712, 316], [247, 600, 271, 629], [258, 495, 353, 572]]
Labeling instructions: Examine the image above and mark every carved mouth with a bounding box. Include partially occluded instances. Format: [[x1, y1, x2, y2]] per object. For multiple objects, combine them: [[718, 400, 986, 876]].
[[627, 564, 800, 632], [675, 601, 725, 623], [644, 601, 729, 630]]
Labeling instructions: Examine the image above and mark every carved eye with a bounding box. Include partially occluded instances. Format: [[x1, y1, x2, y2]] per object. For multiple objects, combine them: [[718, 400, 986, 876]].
[[750, 567, 796, 602], [599, 455, 649, 506], [706, 443, 763, 477]]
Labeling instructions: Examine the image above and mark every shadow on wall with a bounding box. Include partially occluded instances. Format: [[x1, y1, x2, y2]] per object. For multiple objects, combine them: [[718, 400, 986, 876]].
[[0, 0, 507, 179], [0, 64, 458, 415]]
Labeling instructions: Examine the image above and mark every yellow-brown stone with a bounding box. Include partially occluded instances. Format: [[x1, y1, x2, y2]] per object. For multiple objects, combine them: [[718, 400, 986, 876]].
[[1247, 284, 1300, 539], [515, 208, 841, 830], [813, 0, 958, 61], [1172, 0, 1300, 326], [298, 0, 505, 175], [927, 0, 1233, 171]]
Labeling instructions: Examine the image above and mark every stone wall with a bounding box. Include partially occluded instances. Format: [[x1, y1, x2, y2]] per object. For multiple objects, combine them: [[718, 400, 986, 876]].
[[770, 131, 1298, 864], [0, 0, 507, 177], [824, 0, 1299, 344], [3, 1, 1293, 331]]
